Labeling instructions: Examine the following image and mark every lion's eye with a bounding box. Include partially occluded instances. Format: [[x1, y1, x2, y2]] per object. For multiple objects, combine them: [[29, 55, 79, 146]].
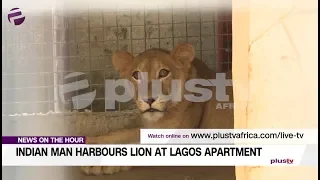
[[132, 71, 141, 80], [158, 69, 170, 78]]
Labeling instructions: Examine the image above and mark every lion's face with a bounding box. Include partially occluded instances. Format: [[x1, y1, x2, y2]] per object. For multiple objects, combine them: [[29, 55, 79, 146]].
[[128, 50, 187, 121], [112, 44, 195, 121]]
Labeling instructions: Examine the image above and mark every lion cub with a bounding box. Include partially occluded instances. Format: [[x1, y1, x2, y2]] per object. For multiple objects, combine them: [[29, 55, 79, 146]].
[[81, 43, 234, 175]]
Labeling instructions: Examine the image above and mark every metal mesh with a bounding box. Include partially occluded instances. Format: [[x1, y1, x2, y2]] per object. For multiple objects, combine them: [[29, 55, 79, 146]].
[[2, 5, 232, 114], [2, 10, 56, 115]]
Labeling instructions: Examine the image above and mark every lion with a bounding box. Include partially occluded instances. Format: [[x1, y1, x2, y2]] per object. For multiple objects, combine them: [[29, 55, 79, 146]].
[[81, 43, 234, 175]]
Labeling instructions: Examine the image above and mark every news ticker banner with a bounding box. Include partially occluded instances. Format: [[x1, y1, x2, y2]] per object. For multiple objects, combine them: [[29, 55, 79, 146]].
[[1, 135, 318, 166], [2, 129, 317, 145], [2, 143, 318, 166], [140, 129, 318, 144]]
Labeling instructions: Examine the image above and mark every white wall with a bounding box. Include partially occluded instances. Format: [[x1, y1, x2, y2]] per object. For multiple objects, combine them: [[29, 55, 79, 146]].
[[232, 0, 318, 179]]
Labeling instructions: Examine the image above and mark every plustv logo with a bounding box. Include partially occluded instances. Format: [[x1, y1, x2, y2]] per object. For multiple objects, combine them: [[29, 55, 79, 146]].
[[8, 8, 25, 26], [59, 72, 96, 110], [270, 158, 294, 165]]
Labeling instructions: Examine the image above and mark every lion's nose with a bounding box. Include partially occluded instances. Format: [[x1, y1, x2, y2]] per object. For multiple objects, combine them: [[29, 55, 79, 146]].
[[144, 97, 158, 106]]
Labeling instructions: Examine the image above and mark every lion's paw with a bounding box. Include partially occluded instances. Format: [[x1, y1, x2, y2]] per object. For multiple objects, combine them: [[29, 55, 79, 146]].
[[81, 166, 132, 175]]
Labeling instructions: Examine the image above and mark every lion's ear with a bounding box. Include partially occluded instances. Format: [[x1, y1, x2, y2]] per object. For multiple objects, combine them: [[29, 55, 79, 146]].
[[171, 43, 195, 69], [112, 51, 134, 77]]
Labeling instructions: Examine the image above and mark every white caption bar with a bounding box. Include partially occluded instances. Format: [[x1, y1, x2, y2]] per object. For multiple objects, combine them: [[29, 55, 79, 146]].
[[140, 129, 318, 144], [2, 145, 308, 166]]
